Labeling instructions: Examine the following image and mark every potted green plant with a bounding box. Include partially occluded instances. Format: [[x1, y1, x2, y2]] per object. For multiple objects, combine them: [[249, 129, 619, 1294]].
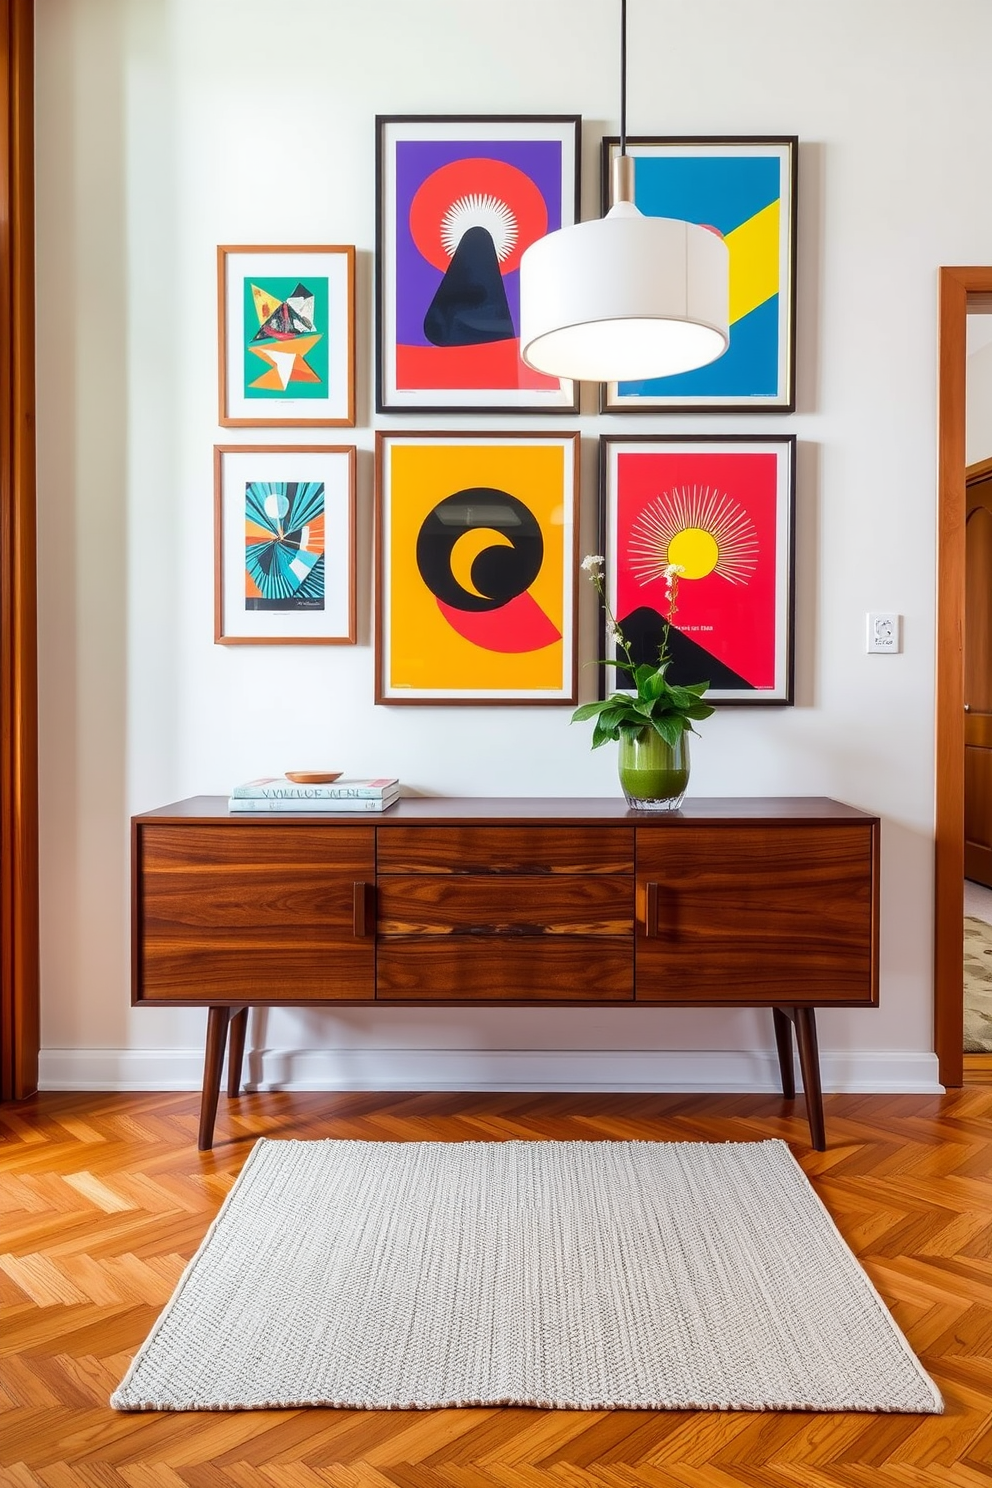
[[572, 555, 715, 809]]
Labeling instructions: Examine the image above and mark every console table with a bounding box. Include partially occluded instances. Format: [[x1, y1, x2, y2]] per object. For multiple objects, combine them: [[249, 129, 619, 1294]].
[[131, 797, 880, 1151]]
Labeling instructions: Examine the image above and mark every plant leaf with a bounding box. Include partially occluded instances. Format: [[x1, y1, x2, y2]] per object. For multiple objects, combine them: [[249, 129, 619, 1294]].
[[665, 684, 702, 709], [571, 699, 615, 723], [617, 721, 645, 743], [651, 716, 684, 748], [591, 717, 621, 748]]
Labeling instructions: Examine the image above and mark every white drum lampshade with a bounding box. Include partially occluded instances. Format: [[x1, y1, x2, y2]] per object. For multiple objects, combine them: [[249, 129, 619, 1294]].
[[519, 185, 730, 384]]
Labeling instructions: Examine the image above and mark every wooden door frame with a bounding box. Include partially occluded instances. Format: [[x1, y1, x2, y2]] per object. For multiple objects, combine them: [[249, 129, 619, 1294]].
[[0, 0, 38, 1099], [934, 269, 992, 1086]]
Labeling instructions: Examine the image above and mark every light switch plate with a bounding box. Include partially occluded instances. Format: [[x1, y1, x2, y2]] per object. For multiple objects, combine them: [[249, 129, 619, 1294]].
[[867, 612, 901, 653]]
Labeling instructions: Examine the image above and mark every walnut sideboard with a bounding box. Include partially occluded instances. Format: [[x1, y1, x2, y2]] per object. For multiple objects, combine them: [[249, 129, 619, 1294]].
[[131, 797, 880, 1151]]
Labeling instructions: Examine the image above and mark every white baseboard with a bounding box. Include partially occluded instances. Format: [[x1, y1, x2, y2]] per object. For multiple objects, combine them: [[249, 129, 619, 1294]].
[[38, 1046, 944, 1095]]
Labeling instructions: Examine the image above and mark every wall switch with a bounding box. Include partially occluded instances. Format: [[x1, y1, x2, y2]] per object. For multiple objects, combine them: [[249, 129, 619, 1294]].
[[867, 612, 901, 653]]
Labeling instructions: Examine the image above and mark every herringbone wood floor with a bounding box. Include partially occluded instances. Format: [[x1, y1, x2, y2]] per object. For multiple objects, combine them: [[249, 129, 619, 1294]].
[[2, 1089, 991, 1487]]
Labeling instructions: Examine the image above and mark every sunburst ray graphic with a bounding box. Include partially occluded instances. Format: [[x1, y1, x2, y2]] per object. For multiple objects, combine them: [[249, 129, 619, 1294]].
[[627, 485, 759, 586], [440, 194, 519, 261]]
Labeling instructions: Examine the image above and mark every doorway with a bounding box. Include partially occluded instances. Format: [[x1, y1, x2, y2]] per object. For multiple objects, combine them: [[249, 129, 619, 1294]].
[[962, 345, 992, 1073], [965, 458, 992, 891], [934, 270, 992, 1087]]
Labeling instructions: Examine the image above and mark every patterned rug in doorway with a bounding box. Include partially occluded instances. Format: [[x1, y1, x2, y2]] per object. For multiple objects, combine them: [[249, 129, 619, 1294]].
[[964, 915, 992, 1051]]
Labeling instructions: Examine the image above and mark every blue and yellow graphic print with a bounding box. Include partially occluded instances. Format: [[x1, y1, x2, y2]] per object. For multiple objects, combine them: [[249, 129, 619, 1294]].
[[622, 152, 786, 401]]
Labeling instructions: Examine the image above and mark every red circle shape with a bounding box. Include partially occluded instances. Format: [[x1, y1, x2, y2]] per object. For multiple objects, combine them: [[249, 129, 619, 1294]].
[[408, 157, 549, 276]]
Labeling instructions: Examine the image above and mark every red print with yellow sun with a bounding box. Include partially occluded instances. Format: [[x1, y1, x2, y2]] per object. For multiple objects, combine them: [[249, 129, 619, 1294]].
[[615, 449, 781, 694]]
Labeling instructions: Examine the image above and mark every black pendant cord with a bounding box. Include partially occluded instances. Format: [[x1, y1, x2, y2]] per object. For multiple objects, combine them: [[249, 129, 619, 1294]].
[[619, 0, 627, 156]]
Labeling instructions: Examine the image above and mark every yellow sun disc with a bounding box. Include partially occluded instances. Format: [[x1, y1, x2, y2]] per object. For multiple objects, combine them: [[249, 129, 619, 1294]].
[[449, 528, 513, 598], [668, 527, 719, 580]]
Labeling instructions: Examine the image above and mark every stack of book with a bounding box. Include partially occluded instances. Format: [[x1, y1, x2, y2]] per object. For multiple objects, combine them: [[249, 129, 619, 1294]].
[[228, 777, 400, 813]]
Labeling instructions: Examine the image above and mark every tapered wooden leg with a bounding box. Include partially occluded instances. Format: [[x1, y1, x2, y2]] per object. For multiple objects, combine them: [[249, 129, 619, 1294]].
[[227, 1007, 248, 1097], [772, 1007, 796, 1100], [198, 1007, 231, 1152], [794, 1006, 826, 1151]]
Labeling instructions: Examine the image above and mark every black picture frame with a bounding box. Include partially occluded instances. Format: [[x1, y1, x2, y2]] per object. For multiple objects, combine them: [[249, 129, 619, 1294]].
[[597, 434, 797, 705], [376, 114, 581, 415]]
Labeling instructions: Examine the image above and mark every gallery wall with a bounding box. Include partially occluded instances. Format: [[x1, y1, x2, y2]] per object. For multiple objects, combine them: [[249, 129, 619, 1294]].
[[33, 0, 992, 1095]]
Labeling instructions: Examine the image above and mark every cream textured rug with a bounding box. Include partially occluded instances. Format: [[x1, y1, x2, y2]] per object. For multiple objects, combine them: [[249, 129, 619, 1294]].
[[112, 1139, 942, 1414], [964, 915, 992, 1051]]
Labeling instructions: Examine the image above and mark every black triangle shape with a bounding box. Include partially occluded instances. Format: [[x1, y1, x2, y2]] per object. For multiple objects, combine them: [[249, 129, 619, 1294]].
[[423, 226, 515, 347], [251, 287, 315, 342], [617, 606, 754, 691]]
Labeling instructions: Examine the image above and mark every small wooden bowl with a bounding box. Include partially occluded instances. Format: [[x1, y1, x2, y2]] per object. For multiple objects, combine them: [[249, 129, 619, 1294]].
[[285, 771, 343, 784]]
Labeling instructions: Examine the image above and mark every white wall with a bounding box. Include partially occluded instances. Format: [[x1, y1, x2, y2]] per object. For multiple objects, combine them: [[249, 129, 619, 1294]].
[[36, 0, 992, 1096]]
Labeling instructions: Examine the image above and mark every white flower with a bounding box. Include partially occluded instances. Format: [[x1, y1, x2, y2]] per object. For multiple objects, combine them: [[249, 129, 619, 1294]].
[[663, 563, 685, 580], [581, 554, 605, 572], [606, 620, 620, 641]]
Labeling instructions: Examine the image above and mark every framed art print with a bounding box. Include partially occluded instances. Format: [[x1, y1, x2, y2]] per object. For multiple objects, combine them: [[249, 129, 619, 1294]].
[[376, 116, 580, 413], [218, 245, 355, 426], [214, 445, 356, 644], [376, 432, 579, 703], [599, 138, 797, 413], [599, 435, 795, 704]]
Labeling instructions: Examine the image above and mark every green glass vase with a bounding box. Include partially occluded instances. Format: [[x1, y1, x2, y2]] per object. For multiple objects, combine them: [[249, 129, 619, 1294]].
[[618, 727, 689, 811]]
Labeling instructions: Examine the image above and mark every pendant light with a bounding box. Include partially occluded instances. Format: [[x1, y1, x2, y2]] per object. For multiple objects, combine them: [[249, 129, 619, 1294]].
[[519, 0, 730, 384]]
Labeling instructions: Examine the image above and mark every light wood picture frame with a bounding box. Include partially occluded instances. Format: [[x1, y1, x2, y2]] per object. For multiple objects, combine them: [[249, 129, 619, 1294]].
[[217, 245, 355, 427], [214, 444, 356, 645]]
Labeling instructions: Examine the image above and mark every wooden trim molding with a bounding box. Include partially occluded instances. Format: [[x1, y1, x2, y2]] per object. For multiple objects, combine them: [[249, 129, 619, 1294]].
[[0, 0, 39, 1099], [934, 267, 992, 1087]]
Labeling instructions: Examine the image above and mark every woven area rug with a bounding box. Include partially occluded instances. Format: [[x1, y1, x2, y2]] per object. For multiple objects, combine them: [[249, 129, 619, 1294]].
[[111, 1139, 941, 1414], [965, 914, 992, 1051]]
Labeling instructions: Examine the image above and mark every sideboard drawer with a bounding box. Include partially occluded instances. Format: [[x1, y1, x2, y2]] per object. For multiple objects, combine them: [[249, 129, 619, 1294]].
[[376, 826, 634, 875], [377, 938, 634, 1001], [377, 876, 634, 936]]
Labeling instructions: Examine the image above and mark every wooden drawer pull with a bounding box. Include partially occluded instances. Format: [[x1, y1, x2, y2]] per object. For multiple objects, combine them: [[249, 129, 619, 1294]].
[[353, 882, 372, 938], [645, 881, 659, 939]]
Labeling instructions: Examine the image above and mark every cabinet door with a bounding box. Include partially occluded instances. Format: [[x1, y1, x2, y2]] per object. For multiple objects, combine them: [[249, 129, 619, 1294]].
[[636, 824, 877, 1005], [135, 824, 375, 1004]]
